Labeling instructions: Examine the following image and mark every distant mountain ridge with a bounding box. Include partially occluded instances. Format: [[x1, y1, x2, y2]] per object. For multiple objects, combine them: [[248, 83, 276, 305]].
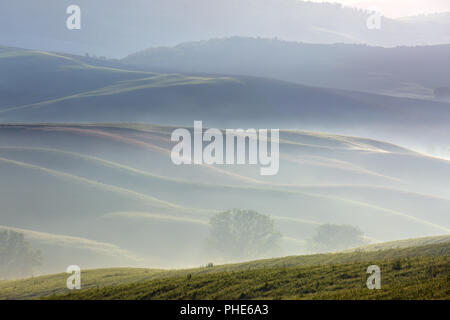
[[122, 37, 450, 100], [1, 0, 449, 58]]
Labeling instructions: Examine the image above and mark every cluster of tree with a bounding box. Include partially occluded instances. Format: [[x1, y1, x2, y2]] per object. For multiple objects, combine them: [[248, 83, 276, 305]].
[[206, 210, 369, 260], [207, 209, 281, 262], [0, 230, 43, 279]]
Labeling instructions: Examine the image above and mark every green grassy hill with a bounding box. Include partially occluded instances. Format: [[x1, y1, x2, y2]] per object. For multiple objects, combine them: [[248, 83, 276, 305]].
[[347, 235, 450, 252], [1, 240, 448, 300], [51, 254, 449, 300]]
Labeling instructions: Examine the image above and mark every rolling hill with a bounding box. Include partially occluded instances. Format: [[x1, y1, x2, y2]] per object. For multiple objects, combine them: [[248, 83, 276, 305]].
[[1, 46, 450, 152], [0, 240, 448, 300], [1, 1, 449, 302], [51, 254, 449, 300], [0, 46, 449, 277], [122, 38, 450, 100], [0, 123, 449, 275]]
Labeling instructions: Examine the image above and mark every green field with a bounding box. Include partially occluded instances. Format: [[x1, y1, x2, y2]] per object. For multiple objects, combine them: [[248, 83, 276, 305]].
[[51, 254, 449, 300], [1, 240, 448, 300]]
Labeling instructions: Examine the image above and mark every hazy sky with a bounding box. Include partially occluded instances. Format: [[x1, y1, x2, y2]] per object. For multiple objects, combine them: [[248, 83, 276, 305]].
[[306, 0, 450, 18]]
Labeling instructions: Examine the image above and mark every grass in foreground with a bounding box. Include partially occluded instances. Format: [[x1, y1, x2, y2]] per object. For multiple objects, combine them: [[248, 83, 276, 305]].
[[1, 242, 449, 300], [50, 254, 449, 300]]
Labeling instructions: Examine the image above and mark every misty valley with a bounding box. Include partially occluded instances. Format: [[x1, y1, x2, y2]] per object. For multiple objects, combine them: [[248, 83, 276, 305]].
[[0, 0, 449, 302]]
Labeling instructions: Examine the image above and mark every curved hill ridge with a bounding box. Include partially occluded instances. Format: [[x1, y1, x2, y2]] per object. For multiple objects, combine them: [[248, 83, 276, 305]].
[[0, 123, 449, 274], [1, 46, 449, 151]]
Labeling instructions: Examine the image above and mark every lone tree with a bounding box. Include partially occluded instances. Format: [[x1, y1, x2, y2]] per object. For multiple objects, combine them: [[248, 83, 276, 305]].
[[207, 209, 282, 261], [0, 230, 43, 279], [310, 224, 366, 252]]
